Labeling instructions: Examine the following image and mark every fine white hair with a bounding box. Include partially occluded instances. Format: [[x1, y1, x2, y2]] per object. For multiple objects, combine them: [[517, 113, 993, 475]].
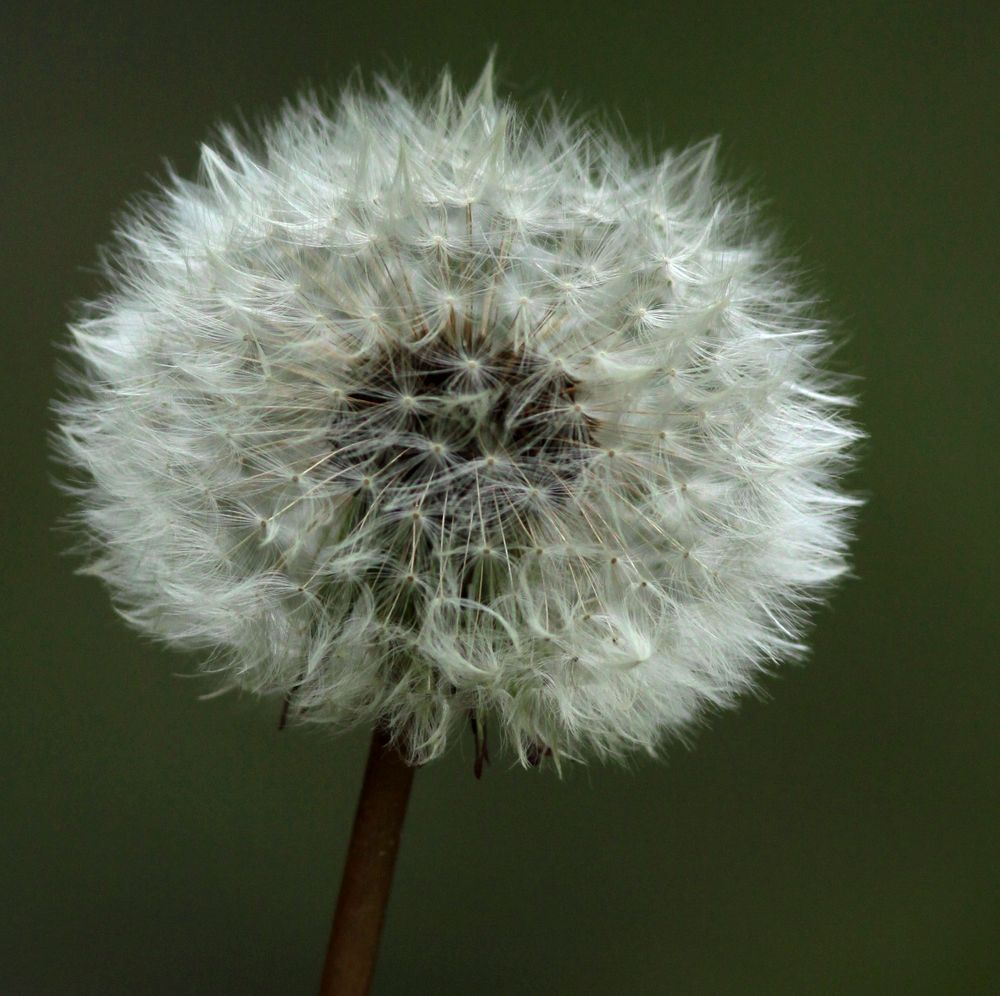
[[55, 62, 859, 765]]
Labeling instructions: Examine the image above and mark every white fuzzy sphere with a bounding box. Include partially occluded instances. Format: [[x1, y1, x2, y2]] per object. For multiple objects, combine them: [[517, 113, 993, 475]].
[[56, 64, 858, 765]]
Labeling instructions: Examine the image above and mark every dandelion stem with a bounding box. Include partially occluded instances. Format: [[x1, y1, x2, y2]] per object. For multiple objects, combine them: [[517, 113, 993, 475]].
[[318, 725, 416, 996]]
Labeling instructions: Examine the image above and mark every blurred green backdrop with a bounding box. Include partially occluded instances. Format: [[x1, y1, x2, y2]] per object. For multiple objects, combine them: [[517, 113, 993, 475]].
[[4, 2, 998, 993]]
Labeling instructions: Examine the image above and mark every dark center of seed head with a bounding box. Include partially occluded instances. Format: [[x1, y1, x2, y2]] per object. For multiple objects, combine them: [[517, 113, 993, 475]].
[[328, 342, 595, 522]]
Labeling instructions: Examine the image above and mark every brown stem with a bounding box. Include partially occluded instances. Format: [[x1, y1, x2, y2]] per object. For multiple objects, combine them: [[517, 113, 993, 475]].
[[318, 726, 416, 996]]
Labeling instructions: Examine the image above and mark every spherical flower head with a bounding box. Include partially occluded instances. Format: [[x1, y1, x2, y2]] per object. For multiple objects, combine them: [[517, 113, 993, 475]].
[[55, 64, 859, 766]]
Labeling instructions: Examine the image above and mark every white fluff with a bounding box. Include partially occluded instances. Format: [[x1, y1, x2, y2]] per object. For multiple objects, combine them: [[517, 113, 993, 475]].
[[55, 63, 859, 765]]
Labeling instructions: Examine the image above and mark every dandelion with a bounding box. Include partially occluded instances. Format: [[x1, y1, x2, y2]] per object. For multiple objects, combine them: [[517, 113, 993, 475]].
[[54, 61, 858, 993]]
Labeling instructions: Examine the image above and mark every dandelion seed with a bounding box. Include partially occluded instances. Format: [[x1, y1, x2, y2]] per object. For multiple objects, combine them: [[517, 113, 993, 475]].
[[54, 62, 858, 770]]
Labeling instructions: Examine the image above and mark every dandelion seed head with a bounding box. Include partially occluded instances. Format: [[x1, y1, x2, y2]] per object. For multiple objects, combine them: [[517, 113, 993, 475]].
[[55, 62, 859, 765]]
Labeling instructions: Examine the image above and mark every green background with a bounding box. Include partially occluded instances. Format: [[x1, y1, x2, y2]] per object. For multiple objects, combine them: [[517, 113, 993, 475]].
[[4, 2, 998, 992]]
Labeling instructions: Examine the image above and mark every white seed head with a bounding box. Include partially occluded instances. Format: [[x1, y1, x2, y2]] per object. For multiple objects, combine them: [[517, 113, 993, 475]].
[[54, 63, 859, 765]]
